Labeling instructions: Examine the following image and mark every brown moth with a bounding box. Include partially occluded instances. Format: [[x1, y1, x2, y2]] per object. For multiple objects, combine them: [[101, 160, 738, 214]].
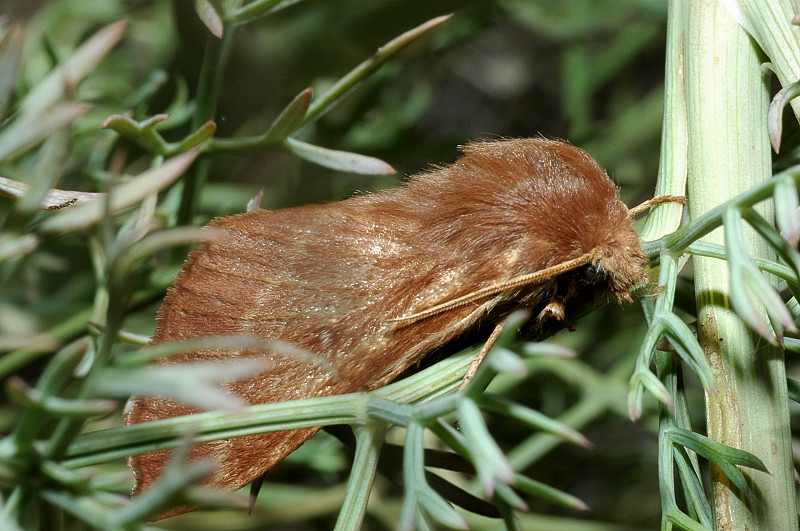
[[126, 137, 658, 516]]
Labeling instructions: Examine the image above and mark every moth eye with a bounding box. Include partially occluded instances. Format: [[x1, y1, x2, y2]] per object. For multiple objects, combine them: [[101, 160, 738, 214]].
[[581, 262, 608, 285]]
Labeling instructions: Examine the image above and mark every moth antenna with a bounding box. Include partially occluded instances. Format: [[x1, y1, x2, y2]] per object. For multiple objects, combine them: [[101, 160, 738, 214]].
[[628, 195, 686, 218], [391, 252, 596, 325]]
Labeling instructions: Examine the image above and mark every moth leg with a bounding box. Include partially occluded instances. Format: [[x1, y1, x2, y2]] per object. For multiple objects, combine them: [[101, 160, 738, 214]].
[[537, 296, 577, 331], [538, 296, 565, 322], [459, 321, 506, 390], [249, 473, 266, 513]]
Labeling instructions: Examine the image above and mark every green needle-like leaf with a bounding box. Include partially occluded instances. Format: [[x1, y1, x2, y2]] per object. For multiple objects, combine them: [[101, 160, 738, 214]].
[[284, 137, 396, 175], [38, 151, 199, 235], [666, 427, 769, 495]]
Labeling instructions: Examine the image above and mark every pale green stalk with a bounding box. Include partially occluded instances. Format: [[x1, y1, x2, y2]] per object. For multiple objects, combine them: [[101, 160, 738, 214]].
[[685, 1, 795, 529], [639, 0, 687, 243], [732, 0, 800, 120]]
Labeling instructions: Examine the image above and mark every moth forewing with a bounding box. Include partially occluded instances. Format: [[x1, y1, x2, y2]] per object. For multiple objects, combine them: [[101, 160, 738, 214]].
[[126, 137, 654, 518]]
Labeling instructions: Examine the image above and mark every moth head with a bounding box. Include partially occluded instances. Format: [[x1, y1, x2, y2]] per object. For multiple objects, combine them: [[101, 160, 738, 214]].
[[579, 261, 607, 285], [585, 240, 648, 304]]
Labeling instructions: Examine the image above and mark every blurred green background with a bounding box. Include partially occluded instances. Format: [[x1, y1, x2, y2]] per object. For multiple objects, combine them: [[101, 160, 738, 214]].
[[0, 0, 673, 529]]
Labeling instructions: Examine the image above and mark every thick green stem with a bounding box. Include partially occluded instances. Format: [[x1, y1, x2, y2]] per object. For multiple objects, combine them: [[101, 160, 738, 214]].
[[177, 28, 236, 227], [640, 0, 687, 244], [685, 1, 795, 529], [334, 421, 388, 530]]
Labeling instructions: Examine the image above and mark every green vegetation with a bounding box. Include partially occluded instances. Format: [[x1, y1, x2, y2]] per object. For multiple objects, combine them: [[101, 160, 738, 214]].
[[1, 1, 798, 529]]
